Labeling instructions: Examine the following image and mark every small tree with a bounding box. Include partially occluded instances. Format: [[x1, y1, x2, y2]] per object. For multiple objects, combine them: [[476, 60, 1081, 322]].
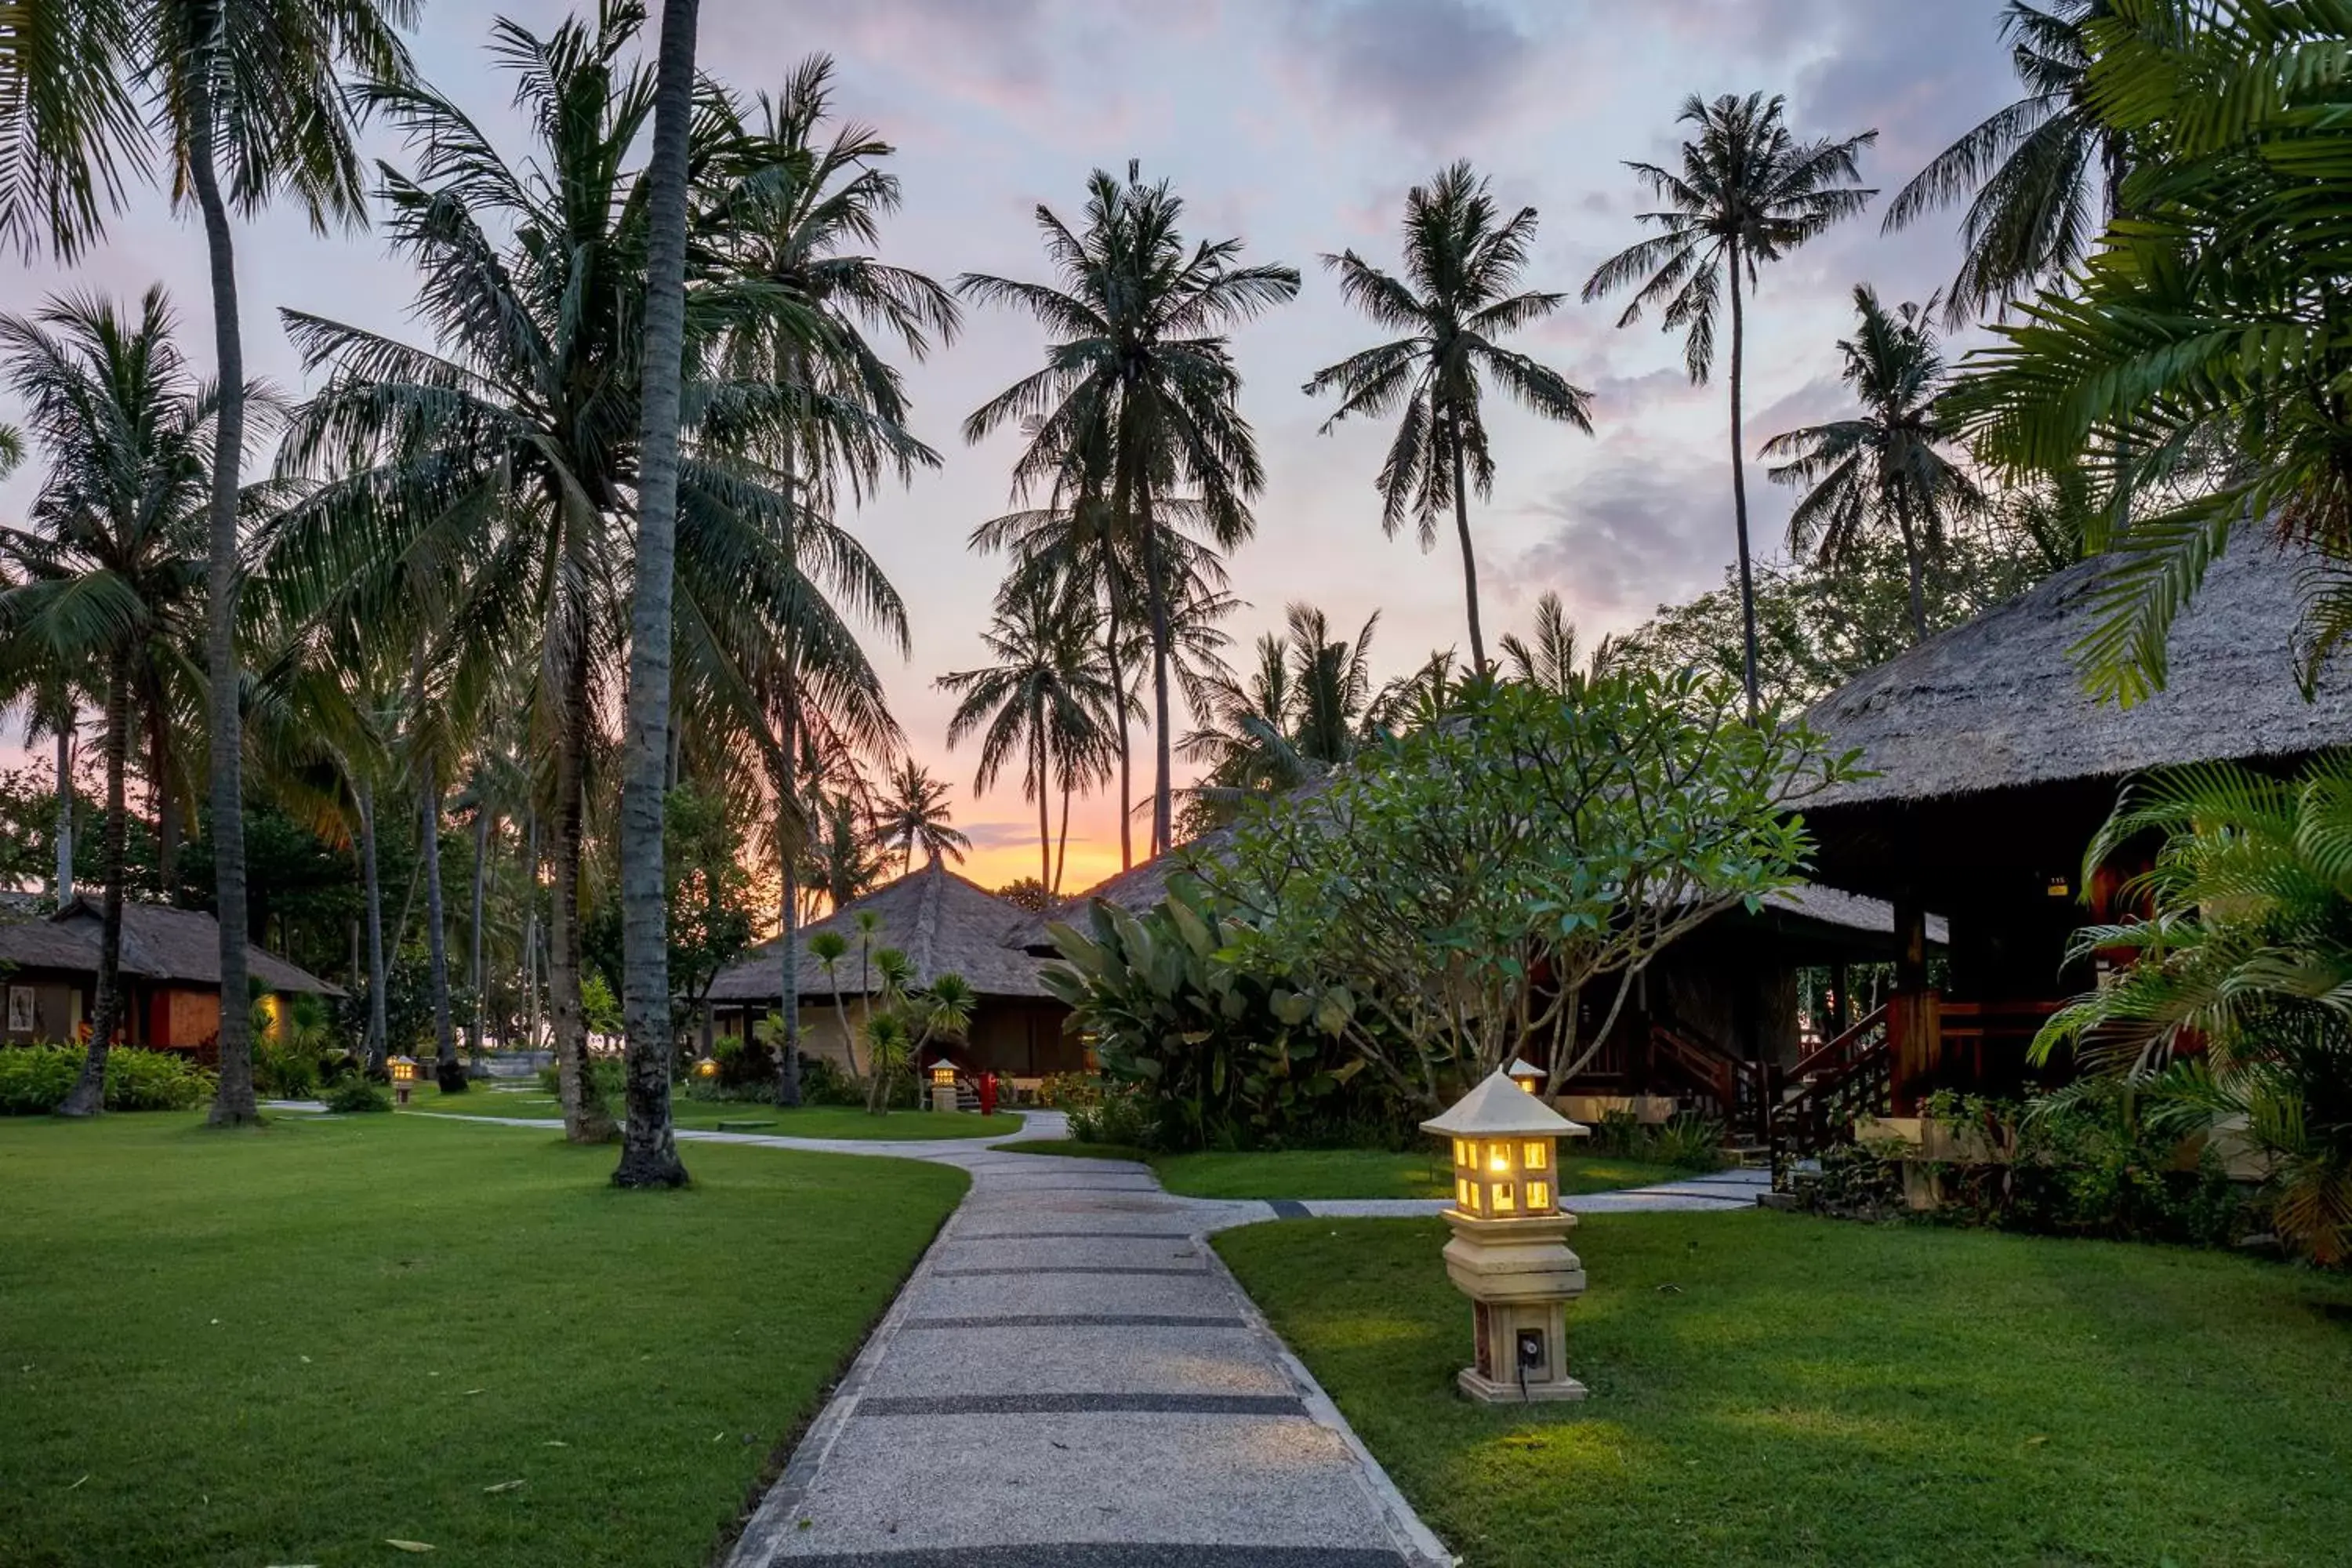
[[808, 929, 860, 1077], [1204, 671, 1860, 1110]]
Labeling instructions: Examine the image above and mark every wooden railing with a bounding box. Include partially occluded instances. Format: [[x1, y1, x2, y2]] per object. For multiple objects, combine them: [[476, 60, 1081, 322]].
[[1649, 1023, 1770, 1144], [1769, 1003, 1892, 1190]]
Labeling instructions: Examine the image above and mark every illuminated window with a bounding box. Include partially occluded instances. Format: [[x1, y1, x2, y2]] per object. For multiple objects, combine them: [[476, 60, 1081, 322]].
[[1487, 1143, 1512, 1174], [1453, 1138, 1468, 1167], [1526, 1181, 1551, 1211], [1491, 1181, 1517, 1214], [1523, 1141, 1549, 1171], [1457, 1178, 1480, 1212]]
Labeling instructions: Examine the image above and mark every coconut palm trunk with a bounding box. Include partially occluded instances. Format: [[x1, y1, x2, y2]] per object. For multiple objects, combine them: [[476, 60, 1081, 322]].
[[551, 650, 615, 1142], [419, 760, 459, 1091], [1726, 241, 1761, 722], [58, 651, 130, 1117], [468, 800, 489, 1062], [1036, 698, 1052, 890], [1141, 481, 1175, 857], [521, 809, 539, 1053], [612, 0, 700, 1189], [1449, 427, 1486, 673], [53, 717, 72, 909], [1105, 596, 1131, 871], [188, 59, 256, 1127], [357, 777, 388, 1073], [147, 717, 180, 893], [775, 798, 803, 1107]]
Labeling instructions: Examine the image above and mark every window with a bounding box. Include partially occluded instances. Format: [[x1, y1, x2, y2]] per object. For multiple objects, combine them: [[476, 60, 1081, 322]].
[[1491, 1181, 1517, 1214], [1523, 1141, 1548, 1171]]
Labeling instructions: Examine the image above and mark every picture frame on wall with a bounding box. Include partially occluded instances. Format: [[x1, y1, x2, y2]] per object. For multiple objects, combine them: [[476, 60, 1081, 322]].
[[7, 985, 35, 1034]]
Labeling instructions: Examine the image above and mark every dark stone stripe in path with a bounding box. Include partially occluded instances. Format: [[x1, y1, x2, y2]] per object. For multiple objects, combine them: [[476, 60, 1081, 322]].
[[931, 1265, 1204, 1278], [898, 1313, 1246, 1330], [776, 1549, 1408, 1568], [855, 1392, 1307, 1417]]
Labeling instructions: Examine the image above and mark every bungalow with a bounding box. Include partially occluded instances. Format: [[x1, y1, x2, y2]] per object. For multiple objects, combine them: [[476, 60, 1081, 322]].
[[706, 856, 1076, 1083], [1788, 538, 2352, 1151], [0, 895, 343, 1054], [1010, 830, 1938, 1142]]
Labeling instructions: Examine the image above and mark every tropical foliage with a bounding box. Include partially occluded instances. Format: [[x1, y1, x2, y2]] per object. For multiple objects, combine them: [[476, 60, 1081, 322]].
[[2034, 757, 2352, 1265]]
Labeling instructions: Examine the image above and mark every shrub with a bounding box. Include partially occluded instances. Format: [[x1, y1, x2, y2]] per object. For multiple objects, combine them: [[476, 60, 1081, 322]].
[[103, 1047, 216, 1111], [537, 1056, 624, 1102], [0, 1045, 79, 1115], [1584, 1109, 1730, 1171], [0, 1045, 217, 1114], [255, 1040, 322, 1099], [796, 1055, 865, 1107], [1067, 1082, 1160, 1149], [324, 1077, 393, 1114], [1037, 1073, 1103, 1112]]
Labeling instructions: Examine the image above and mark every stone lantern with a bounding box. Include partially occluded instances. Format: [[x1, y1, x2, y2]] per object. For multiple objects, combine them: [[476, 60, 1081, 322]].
[[387, 1054, 419, 1106], [1421, 1068, 1592, 1403], [1504, 1058, 1546, 1094], [928, 1056, 960, 1113]]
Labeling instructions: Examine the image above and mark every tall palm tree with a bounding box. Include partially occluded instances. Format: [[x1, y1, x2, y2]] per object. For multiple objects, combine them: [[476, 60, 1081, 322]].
[[706, 51, 949, 1112], [0, 289, 228, 1116], [959, 162, 1298, 857], [1178, 601, 1396, 829], [1499, 591, 1618, 695], [875, 757, 971, 874], [1882, 2, 2123, 324], [938, 578, 1120, 892], [265, 7, 894, 1143], [1584, 93, 1877, 719], [1763, 286, 1984, 644], [614, 0, 703, 1190], [1306, 162, 1595, 673]]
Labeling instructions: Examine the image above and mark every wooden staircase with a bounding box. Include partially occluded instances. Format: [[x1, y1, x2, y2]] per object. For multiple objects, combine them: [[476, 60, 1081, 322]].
[[1766, 1004, 1892, 1191]]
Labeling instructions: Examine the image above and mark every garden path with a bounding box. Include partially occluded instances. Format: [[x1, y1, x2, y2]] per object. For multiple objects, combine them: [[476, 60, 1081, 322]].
[[297, 1105, 1764, 1566]]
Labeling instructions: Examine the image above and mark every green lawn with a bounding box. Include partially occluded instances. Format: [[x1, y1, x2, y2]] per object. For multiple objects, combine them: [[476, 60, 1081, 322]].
[[399, 1083, 1027, 1140], [1217, 1211, 2352, 1568], [993, 1140, 1683, 1200], [0, 1111, 965, 1567]]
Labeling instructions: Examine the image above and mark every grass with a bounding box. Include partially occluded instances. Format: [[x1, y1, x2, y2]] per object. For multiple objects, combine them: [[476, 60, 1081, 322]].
[[0, 1110, 966, 1567], [1216, 1210, 2352, 1568], [399, 1082, 1027, 1140], [993, 1140, 1683, 1200]]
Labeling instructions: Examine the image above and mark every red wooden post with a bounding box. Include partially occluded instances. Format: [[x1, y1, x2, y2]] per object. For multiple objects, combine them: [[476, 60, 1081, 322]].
[[1889, 898, 1937, 1114]]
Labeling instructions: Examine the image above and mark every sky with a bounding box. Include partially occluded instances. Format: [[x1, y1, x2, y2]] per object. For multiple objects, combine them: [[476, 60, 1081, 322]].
[[1, 0, 2024, 895]]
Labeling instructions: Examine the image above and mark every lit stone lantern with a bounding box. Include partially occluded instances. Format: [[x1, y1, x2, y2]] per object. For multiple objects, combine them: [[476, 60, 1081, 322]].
[[1422, 1068, 1592, 1403], [928, 1056, 960, 1114], [387, 1054, 419, 1106], [1505, 1058, 1545, 1094], [693, 1057, 720, 1080]]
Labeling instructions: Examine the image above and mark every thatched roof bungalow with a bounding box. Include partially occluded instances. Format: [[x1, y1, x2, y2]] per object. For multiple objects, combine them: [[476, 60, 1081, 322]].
[[704, 856, 1074, 1080], [0, 896, 341, 1052], [1799, 538, 2352, 1113]]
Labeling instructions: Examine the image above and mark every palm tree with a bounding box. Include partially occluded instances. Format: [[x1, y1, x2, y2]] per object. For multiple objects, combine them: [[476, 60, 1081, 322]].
[[0, 289, 225, 1116], [807, 927, 858, 1076], [1763, 286, 1984, 644], [959, 162, 1298, 856], [1306, 162, 1594, 673], [705, 51, 949, 1116], [875, 758, 971, 874], [1584, 93, 1877, 719], [804, 788, 887, 915], [1178, 602, 1399, 829], [2, 0, 420, 1127], [1882, 2, 2123, 324], [1500, 591, 1618, 695], [265, 7, 888, 1144], [613, 0, 703, 1190], [939, 578, 1120, 893]]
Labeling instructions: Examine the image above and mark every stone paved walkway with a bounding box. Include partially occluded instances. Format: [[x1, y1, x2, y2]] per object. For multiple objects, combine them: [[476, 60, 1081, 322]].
[[307, 1105, 1767, 1565]]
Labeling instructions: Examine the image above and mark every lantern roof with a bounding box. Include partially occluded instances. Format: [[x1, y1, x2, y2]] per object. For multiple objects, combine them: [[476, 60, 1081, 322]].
[[1504, 1058, 1544, 1080], [1421, 1068, 1587, 1138]]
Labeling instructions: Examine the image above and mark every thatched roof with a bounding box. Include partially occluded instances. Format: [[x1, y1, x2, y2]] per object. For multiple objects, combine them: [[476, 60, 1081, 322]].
[[1011, 825, 1925, 950], [706, 855, 1051, 1004], [1806, 539, 2352, 811], [0, 897, 342, 996]]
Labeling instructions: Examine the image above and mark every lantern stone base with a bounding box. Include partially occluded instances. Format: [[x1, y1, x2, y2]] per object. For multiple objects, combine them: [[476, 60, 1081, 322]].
[[1440, 1210, 1588, 1403], [930, 1083, 958, 1113]]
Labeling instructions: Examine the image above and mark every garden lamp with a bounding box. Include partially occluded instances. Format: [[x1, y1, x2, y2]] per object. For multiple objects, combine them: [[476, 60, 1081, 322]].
[[1505, 1058, 1545, 1094], [694, 1057, 720, 1080], [387, 1055, 419, 1106], [929, 1057, 959, 1113], [1422, 1068, 1592, 1403]]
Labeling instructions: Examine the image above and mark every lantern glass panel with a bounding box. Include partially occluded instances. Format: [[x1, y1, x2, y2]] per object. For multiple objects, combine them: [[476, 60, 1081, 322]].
[[1491, 1181, 1517, 1214], [1526, 1180, 1552, 1212], [1523, 1140, 1549, 1171], [1457, 1178, 1480, 1213], [1486, 1142, 1512, 1175]]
